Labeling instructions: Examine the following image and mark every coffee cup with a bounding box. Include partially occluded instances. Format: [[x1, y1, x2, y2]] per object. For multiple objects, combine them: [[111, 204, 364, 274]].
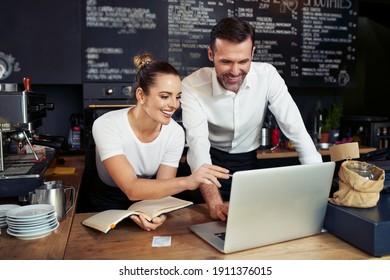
[[29, 180, 75, 222]]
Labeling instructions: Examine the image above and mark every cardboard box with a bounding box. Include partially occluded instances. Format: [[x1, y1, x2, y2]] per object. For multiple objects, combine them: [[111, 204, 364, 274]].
[[324, 193, 390, 257]]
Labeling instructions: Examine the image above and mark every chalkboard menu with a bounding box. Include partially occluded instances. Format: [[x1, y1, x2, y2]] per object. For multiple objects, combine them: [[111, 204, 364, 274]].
[[167, 0, 235, 77], [82, 0, 358, 87], [82, 0, 168, 82], [243, 0, 358, 87]]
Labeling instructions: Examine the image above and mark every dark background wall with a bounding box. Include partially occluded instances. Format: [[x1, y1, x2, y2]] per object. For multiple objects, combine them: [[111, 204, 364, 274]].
[[0, 0, 389, 143]]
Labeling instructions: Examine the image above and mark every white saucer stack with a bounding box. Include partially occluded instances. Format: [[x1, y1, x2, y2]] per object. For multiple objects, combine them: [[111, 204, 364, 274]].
[[5, 204, 59, 240]]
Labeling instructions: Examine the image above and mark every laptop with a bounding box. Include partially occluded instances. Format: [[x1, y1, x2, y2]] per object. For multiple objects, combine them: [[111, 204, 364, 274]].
[[188, 162, 336, 254]]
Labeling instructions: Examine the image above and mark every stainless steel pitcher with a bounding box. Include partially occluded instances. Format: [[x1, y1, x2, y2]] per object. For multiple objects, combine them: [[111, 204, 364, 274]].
[[260, 127, 272, 149], [29, 180, 75, 222], [260, 127, 281, 151]]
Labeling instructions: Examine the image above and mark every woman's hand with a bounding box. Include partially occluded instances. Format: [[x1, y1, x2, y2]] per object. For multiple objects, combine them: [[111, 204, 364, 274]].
[[186, 164, 230, 190], [130, 214, 167, 231]]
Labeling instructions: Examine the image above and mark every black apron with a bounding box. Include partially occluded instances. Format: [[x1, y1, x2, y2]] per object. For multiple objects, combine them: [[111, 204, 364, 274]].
[[209, 147, 258, 200]]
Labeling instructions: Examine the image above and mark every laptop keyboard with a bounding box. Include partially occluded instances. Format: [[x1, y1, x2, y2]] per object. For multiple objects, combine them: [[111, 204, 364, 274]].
[[215, 232, 226, 241]]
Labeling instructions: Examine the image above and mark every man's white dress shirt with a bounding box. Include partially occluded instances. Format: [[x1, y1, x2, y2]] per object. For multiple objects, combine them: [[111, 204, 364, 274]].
[[181, 62, 322, 172]]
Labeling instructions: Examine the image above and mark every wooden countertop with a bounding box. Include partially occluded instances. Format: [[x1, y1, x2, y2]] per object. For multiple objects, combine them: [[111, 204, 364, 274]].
[[64, 204, 388, 260], [179, 145, 376, 163], [257, 146, 376, 159], [0, 154, 85, 260], [1, 152, 386, 260]]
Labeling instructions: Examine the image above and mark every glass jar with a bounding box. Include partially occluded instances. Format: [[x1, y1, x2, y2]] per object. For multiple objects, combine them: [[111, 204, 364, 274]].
[[346, 161, 378, 180]]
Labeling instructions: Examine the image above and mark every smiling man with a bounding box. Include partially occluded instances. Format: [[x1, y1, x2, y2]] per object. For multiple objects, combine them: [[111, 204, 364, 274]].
[[181, 17, 322, 221]]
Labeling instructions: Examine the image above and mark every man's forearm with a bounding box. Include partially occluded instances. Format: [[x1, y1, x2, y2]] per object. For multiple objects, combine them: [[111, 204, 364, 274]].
[[200, 183, 224, 209]]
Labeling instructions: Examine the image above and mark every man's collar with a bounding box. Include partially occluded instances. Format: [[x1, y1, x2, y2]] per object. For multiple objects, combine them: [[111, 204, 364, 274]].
[[242, 64, 255, 89], [211, 70, 225, 96]]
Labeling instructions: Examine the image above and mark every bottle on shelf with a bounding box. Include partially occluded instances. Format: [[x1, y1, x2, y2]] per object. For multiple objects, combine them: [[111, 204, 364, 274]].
[[382, 127, 388, 149]]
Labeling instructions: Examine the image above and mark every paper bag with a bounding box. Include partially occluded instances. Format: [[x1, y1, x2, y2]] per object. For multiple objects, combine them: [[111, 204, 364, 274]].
[[329, 160, 385, 208], [329, 143, 385, 208]]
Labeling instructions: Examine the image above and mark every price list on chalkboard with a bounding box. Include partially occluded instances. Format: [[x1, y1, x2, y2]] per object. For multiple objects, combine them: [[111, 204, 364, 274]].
[[82, 0, 168, 83], [239, 0, 358, 87], [82, 0, 358, 87]]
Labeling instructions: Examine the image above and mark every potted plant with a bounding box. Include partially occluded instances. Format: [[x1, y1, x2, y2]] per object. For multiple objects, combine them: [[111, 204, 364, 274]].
[[321, 102, 342, 143]]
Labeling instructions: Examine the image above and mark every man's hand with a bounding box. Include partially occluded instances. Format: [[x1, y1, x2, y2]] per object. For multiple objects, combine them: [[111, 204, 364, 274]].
[[199, 182, 229, 221], [130, 214, 167, 231], [209, 203, 229, 221]]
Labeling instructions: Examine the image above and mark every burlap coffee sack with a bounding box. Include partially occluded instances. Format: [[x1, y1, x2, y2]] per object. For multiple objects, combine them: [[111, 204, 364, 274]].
[[329, 160, 385, 208]]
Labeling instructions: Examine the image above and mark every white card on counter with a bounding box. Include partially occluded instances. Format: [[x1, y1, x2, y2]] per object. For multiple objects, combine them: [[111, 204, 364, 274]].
[[152, 236, 171, 247]]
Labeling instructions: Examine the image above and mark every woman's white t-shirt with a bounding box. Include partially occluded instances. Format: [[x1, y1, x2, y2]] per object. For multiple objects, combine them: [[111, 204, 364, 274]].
[[92, 107, 185, 187]]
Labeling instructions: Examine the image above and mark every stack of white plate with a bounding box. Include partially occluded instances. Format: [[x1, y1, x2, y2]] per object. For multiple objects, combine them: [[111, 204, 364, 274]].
[[0, 204, 21, 228], [6, 204, 59, 240]]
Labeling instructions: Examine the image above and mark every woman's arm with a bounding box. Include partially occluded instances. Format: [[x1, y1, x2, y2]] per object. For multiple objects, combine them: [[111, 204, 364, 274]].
[[103, 154, 229, 201]]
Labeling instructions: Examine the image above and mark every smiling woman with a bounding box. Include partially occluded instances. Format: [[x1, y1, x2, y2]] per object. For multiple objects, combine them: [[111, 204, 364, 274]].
[[129, 53, 182, 140], [89, 53, 230, 231]]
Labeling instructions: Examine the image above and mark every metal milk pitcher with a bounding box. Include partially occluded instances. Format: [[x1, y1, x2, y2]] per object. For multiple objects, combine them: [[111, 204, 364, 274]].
[[29, 180, 75, 222]]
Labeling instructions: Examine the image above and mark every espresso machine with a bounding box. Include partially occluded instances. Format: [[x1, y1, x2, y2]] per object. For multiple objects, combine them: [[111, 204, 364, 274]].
[[0, 78, 62, 200]]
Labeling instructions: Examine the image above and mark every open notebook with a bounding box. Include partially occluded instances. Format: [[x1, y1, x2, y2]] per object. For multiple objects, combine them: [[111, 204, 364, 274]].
[[82, 196, 193, 233], [189, 162, 335, 254]]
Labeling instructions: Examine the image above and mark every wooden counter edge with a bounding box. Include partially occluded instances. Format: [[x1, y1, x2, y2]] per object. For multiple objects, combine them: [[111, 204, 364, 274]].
[[257, 146, 376, 159]]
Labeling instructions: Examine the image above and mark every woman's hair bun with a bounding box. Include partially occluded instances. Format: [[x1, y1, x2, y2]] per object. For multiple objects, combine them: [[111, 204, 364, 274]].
[[133, 53, 154, 70]]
